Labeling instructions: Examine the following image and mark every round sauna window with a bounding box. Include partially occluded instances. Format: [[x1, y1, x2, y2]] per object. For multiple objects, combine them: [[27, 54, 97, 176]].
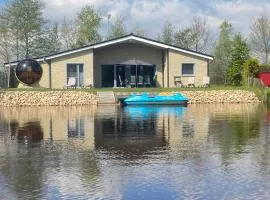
[[15, 59, 43, 85]]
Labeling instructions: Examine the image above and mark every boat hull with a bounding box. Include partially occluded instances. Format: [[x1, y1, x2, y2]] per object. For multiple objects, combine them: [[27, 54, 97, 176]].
[[122, 93, 189, 106], [123, 100, 187, 105]]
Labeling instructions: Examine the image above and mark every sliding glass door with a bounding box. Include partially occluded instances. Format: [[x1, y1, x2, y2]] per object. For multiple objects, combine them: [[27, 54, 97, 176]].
[[67, 64, 84, 87]]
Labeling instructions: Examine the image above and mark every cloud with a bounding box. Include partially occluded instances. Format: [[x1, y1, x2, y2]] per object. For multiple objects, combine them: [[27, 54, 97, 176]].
[[40, 0, 270, 38]]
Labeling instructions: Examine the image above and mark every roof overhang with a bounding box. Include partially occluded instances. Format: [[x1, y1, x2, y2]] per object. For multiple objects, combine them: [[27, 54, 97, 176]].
[[4, 34, 213, 67]]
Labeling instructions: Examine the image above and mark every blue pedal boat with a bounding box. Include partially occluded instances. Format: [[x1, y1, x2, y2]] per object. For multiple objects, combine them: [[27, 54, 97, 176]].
[[121, 92, 189, 105]]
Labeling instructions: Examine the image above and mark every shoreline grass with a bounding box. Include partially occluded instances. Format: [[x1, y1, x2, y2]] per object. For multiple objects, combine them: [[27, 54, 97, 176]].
[[3, 85, 249, 93]]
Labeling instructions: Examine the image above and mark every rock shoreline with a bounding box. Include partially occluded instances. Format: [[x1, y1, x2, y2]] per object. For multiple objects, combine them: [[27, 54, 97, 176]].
[[181, 90, 260, 104], [0, 91, 98, 106], [0, 90, 261, 107]]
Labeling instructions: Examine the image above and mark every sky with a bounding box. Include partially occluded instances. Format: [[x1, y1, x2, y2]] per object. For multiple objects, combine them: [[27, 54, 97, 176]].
[[0, 0, 270, 38]]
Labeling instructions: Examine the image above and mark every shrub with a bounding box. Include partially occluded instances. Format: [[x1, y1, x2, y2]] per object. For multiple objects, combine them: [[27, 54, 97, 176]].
[[242, 58, 260, 85], [260, 64, 270, 72]]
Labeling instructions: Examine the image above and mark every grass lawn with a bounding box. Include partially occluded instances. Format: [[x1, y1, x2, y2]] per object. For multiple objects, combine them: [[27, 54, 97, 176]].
[[3, 84, 249, 94]]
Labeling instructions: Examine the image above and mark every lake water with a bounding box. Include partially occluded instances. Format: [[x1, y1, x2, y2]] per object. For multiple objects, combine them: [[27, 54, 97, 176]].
[[0, 104, 269, 200]]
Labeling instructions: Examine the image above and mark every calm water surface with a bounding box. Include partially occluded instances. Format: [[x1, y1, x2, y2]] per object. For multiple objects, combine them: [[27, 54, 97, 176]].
[[0, 104, 269, 200]]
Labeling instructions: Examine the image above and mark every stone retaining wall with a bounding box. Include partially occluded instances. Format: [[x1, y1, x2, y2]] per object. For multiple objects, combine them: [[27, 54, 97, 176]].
[[0, 91, 98, 106], [0, 90, 261, 107], [181, 90, 260, 104]]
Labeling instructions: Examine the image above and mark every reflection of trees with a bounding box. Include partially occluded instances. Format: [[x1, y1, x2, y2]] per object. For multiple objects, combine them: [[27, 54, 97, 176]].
[[251, 106, 270, 174], [209, 104, 265, 164], [0, 121, 44, 200]]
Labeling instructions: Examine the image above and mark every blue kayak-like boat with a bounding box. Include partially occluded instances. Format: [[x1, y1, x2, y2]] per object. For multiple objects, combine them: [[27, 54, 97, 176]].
[[121, 92, 189, 105]]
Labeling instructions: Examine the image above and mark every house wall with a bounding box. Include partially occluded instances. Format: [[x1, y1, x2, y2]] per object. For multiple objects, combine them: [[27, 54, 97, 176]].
[[94, 43, 163, 88], [168, 50, 208, 87], [51, 49, 94, 89], [15, 44, 210, 89]]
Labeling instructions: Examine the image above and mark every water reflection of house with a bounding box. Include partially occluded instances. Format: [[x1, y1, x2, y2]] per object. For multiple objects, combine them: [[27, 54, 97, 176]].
[[0, 104, 265, 199], [0, 106, 97, 149], [94, 106, 168, 153], [0, 104, 263, 150]]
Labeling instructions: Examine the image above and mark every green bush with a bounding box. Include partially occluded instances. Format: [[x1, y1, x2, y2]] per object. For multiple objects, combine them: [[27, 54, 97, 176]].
[[242, 58, 261, 85], [260, 63, 270, 72], [227, 65, 242, 86]]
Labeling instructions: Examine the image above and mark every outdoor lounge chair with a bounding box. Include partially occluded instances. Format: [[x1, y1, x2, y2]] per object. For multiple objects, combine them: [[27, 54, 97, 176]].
[[118, 75, 124, 87], [152, 75, 157, 87], [130, 76, 136, 87], [144, 75, 151, 87], [201, 76, 210, 87], [174, 76, 183, 87], [64, 77, 76, 88], [83, 78, 93, 88], [137, 75, 144, 87], [187, 77, 195, 87]]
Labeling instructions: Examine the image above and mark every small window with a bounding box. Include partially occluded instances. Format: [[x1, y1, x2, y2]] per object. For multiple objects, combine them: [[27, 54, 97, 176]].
[[182, 64, 194, 76]]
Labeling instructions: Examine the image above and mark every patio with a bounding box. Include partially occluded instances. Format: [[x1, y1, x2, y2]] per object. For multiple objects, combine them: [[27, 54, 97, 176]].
[[101, 59, 156, 88]]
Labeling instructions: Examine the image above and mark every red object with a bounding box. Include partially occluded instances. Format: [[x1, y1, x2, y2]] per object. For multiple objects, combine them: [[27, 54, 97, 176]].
[[259, 72, 270, 87]]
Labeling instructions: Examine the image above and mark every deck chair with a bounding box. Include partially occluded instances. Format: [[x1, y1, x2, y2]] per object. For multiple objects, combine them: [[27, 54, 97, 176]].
[[201, 76, 210, 87], [174, 76, 183, 87], [144, 75, 151, 87], [130, 75, 136, 88], [118, 75, 124, 87], [64, 77, 76, 88], [137, 75, 144, 87], [187, 77, 195, 87], [152, 75, 157, 87], [83, 78, 93, 88]]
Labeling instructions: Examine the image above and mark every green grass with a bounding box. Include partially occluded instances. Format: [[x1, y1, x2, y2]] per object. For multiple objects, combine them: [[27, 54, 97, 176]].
[[3, 85, 249, 94], [267, 88, 270, 103]]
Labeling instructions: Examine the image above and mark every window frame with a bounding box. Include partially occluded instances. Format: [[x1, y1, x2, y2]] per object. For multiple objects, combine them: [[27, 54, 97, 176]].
[[181, 63, 195, 77], [66, 63, 84, 87]]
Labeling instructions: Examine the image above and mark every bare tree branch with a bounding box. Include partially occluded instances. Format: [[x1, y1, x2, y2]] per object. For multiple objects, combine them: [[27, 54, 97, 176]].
[[250, 14, 270, 63]]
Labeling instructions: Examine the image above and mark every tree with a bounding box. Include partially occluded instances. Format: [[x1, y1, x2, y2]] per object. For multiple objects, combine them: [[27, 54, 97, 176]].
[[190, 16, 211, 52], [250, 14, 270, 64], [76, 5, 101, 46], [242, 58, 261, 85], [47, 23, 61, 53], [31, 22, 61, 56], [158, 21, 174, 45], [227, 33, 250, 85], [60, 18, 78, 49], [0, 10, 12, 63], [0, 0, 22, 59], [174, 28, 196, 49], [132, 25, 146, 37], [107, 16, 126, 39], [3, 0, 45, 59], [210, 21, 233, 84]]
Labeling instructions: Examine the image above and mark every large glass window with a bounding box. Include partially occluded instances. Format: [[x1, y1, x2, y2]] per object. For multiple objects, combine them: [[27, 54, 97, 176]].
[[67, 64, 84, 87], [182, 63, 194, 76]]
